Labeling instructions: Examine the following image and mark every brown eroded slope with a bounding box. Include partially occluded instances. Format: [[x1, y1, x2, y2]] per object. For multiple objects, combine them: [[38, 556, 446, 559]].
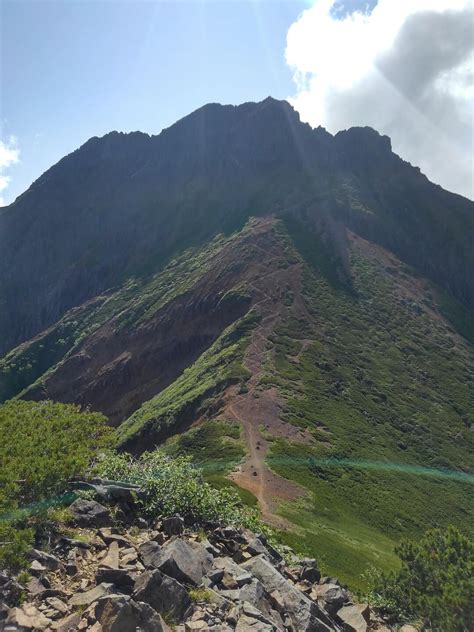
[[221, 223, 312, 524]]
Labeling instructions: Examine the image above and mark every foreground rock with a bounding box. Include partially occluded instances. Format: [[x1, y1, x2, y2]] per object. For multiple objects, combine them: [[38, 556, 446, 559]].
[[94, 594, 169, 631], [69, 498, 112, 528], [145, 539, 212, 585], [133, 569, 192, 621], [0, 512, 401, 632]]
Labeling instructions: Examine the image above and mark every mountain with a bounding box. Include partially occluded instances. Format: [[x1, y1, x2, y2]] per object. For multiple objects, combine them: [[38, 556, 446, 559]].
[[0, 98, 473, 587]]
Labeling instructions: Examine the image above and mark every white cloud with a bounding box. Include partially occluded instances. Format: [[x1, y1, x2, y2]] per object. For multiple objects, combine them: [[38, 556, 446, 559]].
[[0, 136, 20, 206], [286, 0, 474, 199]]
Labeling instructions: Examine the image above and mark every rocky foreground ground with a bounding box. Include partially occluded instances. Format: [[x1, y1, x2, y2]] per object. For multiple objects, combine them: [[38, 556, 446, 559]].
[[1, 493, 415, 632]]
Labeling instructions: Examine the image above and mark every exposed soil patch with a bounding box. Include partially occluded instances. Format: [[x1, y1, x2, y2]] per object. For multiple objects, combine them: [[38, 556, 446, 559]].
[[222, 219, 308, 526]]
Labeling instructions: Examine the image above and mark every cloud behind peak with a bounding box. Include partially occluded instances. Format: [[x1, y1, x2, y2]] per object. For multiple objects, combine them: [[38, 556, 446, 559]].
[[286, 0, 474, 199]]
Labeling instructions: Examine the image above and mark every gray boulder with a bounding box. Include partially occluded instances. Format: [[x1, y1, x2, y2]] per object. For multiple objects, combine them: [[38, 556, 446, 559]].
[[246, 537, 282, 566], [5, 603, 52, 630], [26, 577, 49, 598], [50, 612, 81, 631], [68, 582, 114, 607], [300, 559, 321, 584], [26, 549, 61, 571], [317, 585, 350, 616], [235, 614, 276, 631], [133, 569, 191, 621], [336, 605, 368, 632], [95, 568, 136, 592], [149, 539, 212, 585], [161, 515, 184, 536], [241, 555, 337, 632], [94, 594, 168, 631], [138, 540, 162, 568], [234, 602, 280, 631], [69, 498, 111, 527]]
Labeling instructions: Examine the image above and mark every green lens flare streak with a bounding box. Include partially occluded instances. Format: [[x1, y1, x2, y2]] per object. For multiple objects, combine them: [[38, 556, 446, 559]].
[[0, 492, 77, 523], [263, 456, 474, 484], [2, 458, 472, 523]]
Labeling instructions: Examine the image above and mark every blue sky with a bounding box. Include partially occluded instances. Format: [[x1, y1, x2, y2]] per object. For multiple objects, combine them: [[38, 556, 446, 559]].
[[1, 0, 309, 203], [1, 0, 472, 204]]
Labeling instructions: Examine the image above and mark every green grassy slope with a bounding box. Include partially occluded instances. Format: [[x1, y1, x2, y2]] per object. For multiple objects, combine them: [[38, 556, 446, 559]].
[[261, 230, 473, 589], [117, 309, 259, 449]]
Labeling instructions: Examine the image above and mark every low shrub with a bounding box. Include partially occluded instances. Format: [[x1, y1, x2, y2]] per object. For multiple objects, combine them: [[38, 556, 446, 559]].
[[367, 526, 473, 631], [93, 450, 272, 537], [0, 399, 111, 572]]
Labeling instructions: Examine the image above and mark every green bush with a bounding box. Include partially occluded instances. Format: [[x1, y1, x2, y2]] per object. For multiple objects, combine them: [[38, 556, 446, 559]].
[[0, 523, 34, 572], [371, 526, 473, 631], [0, 399, 111, 571], [93, 450, 270, 536]]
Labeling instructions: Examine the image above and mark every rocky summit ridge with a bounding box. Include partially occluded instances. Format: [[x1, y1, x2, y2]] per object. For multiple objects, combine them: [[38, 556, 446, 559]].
[[1, 98, 473, 358]]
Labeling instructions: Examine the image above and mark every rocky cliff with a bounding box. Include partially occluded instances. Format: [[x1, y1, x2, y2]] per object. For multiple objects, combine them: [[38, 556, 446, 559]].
[[1, 98, 472, 357]]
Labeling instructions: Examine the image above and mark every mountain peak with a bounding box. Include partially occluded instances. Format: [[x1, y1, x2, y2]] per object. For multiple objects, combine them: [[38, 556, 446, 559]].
[[0, 97, 472, 358]]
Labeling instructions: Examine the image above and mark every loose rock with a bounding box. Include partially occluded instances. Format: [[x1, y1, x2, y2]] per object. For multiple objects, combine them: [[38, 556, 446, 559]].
[[69, 498, 111, 528]]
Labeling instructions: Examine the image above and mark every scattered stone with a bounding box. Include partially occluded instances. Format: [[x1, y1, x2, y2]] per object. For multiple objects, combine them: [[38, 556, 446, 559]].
[[68, 582, 114, 607], [357, 603, 370, 623], [246, 538, 272, 561], [6, 603, 52, 630], [133, 569, 191, 621], [3, 491, 383, 632], [100, 540, 120, 569], [161, 514, 185, 536], [98, 529, 132, 547], [221, 571, 239, 590], [138, 540, 162, 567], [206, 569, 225, 585], [337, 604, 368, 632], [26, 576, 48, 597], [94, 593, 169, 631], [26, 549, 61, 571], [300, 559, 321, 584], [45, 598, 68, 616], [185, 621, 208, 631], [241, 555, 334, 632], [120, 552, 138, 567], [51, 612, 81, 631], [317, 584, 351, 616], [235, 614, 274, 631], [29, 560, 47, 575], [69, 498, 111, 528], [95, 567, 136, 592], [236, 572, 253, 587], [150, 538, 212, 585]]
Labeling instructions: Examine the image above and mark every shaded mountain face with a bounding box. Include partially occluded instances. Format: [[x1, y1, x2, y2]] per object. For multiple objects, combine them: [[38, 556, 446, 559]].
[[0, 97, 473, 357], [0, 98, 473, 586]]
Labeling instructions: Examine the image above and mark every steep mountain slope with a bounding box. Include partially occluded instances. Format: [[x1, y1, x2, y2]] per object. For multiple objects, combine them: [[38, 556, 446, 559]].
[[1, 98, 473, 357], [0, 98, 473, 587]]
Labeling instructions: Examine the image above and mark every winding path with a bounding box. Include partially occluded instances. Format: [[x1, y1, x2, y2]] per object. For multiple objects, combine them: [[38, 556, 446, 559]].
[[225, 240, 306, 527]]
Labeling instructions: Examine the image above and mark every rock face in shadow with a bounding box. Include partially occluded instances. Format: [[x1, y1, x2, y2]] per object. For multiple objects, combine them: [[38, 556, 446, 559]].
[[1, 97, 472, 358]]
